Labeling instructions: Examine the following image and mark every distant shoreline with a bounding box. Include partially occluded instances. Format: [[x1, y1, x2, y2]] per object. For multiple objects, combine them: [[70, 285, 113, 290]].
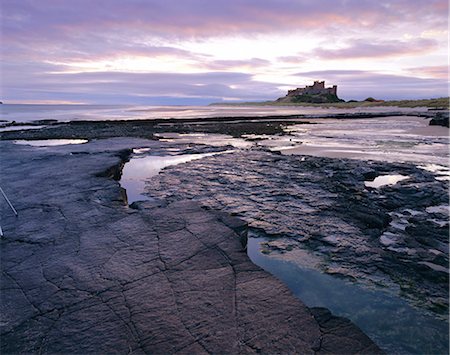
[[1, 97, 449, 109], [210, 97, 450, 109]]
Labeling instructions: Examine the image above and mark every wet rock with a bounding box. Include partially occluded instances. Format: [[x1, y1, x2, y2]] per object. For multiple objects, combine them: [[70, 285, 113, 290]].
[[211, 210, 248, 248], [145, 149, 449, 315], [429, 112, 449, 128], [348, 205, 391, 229], [362, 170, 378, 181], [310, 308, 384, 355], [95, 148, 132, 180], [0, 140, 381, 354]]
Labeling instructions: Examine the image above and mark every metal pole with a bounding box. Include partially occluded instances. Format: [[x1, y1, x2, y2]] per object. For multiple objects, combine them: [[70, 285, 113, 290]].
[[0, 186, 18, 216], [0, 224, 3, 237]]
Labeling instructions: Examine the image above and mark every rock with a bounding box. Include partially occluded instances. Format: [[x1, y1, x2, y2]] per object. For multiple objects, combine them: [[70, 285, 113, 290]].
[[144, 150, 448, 315], [363, 170, 378, 181], [310, 308, 384, 354], [429, 112, 449, 128], [0, 139, 381, 354], [211, 210, 248, 248], [351, 207, 391, 229], [418, 262, 449, 274]]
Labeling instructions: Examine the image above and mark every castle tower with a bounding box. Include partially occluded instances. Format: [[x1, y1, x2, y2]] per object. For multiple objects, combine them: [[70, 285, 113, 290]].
[[312, 81, 325, 90], [331, 85, 337, 95]]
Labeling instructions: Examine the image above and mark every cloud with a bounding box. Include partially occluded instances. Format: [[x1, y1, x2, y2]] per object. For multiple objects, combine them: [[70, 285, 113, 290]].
[[276, 55, 309, 64], [2, 0, 447, 42], [204, 58, 271, 70], [4, 62, 448, 103], [2, 1, 445, 70], [1, 61, 284, 104], [406, 65, 449, 79], [313, 38, 438, 60], [295, 70, 449, 100], [1, 1, 448, 104]]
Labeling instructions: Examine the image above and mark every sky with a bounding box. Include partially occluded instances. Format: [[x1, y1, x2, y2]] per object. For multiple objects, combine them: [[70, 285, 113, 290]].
[[1, 0, 449, 104]]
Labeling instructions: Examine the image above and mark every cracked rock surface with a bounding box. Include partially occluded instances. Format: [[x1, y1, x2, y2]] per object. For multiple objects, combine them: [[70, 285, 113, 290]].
[[145, 150, 449, 315], [0, 139, 381, 354]]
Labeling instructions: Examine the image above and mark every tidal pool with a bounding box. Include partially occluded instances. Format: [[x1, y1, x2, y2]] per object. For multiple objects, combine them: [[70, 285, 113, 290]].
[[116, 125, 449, 354], [154, 132, 251, 149], [0, 125, 45, 132], [14, 139, 88, 146], [418, 164, 450, 181], [281, 116, 449, 167], [120, 150, 233, 204], [364, 174, 409, 188], [247, 234, 449, 355]]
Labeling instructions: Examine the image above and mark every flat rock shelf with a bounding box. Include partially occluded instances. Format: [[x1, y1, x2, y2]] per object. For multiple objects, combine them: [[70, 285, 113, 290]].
[[0, 138, 381, 354]]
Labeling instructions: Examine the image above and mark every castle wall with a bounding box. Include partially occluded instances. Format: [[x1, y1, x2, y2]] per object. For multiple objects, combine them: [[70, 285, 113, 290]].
[[286, 81, 337, 97]]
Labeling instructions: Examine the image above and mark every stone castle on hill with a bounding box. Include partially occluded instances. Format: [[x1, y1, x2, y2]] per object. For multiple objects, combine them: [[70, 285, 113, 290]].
[[287, 81, 337, 96], [277, 81, 342, 103]]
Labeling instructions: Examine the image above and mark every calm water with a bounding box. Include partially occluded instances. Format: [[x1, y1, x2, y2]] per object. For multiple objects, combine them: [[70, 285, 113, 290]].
[[247, 234, 449, 355], [13, 139, 88, 146], [120, 150, 234, 204], [0, 103, 428, 124], [278, 116, 449, 167], [365, 174, 410, 188]]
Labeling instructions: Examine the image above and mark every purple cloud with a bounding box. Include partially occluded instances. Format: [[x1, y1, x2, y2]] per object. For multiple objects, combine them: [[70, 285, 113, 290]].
[[204, 58, 271, 70], [313, 38, 439, 60], [1, 0, 448, 104], [406, 65, 449, 80], [1, 61, 285, 104], [2, 0, 447, 41], [295, 70, 449, 100]]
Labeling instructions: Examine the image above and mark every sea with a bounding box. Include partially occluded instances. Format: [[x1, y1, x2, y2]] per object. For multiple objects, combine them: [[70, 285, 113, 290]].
[[0, 103, 429, 124]]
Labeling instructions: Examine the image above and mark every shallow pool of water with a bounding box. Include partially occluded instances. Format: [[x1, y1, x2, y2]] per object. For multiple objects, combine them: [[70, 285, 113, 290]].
[[365, 174, 409, 188], [0, 125, 45, 132], [418, 164, 450, 181], [14, 139, 88, 146], [154, 132, 252, 149], [120, 150, 233, 204], [247, 234, 449, 355], [282, 116, 449, 167]]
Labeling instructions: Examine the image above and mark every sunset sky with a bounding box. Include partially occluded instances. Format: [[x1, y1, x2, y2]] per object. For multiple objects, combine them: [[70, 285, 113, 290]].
[[1, 0, 448, 104]]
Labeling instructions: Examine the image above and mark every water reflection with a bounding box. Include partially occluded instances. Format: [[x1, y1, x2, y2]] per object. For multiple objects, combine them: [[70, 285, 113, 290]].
[[247, 235, 449, 355], [365, 174, 409, 188], [154, 132, 252, 149], [419, 164, 450, 181], [14, 139, 88, 146], [120, 150, 233, 204], [0, 125, 45, 132], [281, 116, 449, 167]]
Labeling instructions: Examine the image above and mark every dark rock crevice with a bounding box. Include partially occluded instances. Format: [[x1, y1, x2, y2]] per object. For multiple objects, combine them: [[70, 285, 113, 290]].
[[311, 308, 384, 354]]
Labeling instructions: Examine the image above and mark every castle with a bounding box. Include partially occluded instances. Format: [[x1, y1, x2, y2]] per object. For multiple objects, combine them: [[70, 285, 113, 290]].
[[286, 81, 337, 97], [276, 81, 341, 103]]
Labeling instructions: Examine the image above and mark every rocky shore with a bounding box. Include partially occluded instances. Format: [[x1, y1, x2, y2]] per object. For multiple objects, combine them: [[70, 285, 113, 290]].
[[146, 150, 449, 316], [1, 109, 447, 142], [0, 139, 382, 354], [1, 110, 448, 353]]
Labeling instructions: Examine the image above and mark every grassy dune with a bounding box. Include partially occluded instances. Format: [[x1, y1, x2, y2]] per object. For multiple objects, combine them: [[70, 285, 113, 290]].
[[214, 97, 449, 109]]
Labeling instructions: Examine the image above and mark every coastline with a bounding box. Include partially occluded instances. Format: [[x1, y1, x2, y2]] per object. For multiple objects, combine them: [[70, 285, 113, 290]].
[[0, 138, 382, 354], [209, 97, 450, 109], [1, 110, 448, 353], [1, 108, 448, 142]]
